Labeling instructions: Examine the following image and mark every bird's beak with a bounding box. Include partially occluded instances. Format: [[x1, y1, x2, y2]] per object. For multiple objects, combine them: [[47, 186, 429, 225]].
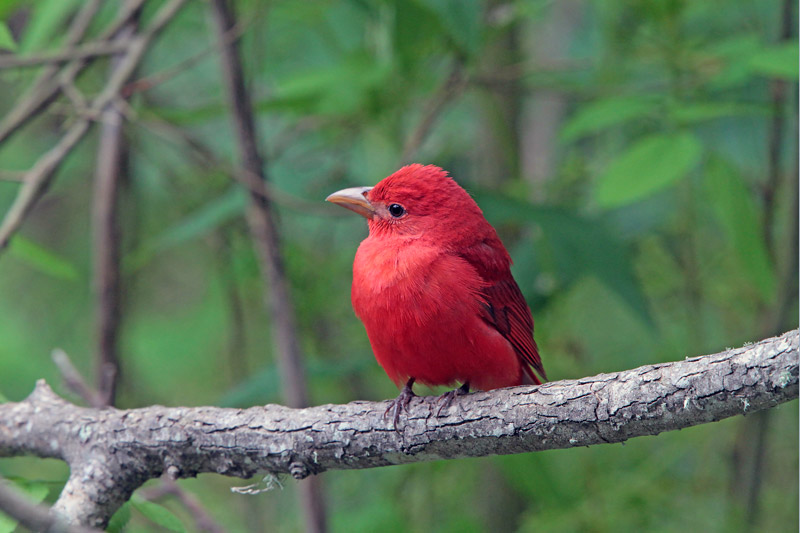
[[326, 186, 375, 219]]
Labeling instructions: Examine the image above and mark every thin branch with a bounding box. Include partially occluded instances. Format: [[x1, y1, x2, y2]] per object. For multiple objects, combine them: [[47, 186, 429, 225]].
[[761, 0, 795, 257], [122, 18, 250, 97], [0, 0, 151, 146], [0, 117, 92, 251], [132, 113, 347, 216], [51, 349, 105, 409], [92, 1, 141, 408], [0, 330, 796, 529], [0, 474, 100, 533], [0, 170, 24, 182], [0, 40, 129, 69], [0, 0, 102, 145], [207, 1, 327, 531], [0, 0, 189, 252]]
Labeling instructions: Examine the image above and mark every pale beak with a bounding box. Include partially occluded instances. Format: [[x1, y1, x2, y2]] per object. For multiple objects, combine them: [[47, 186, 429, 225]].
[[325, 186, 375, 219]]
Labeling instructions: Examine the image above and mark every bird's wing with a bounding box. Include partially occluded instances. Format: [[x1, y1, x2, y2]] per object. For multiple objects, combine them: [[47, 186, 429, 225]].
[[458, 241, 546, 384]]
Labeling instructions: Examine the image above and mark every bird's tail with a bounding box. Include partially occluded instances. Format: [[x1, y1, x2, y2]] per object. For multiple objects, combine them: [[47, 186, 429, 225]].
[[521, 365, 543, 385]]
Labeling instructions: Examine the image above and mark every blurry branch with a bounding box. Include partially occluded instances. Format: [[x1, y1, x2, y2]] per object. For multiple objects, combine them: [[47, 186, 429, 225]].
[[123, 18, 249, 97], [400, 63, 466, 164], [732, 3, 798, 528], [0, 0, 188, 252], [207, 0, 313, 406], [91, 1, 140, 408], [0, 40, 129, 69], [207, 1, 327, 531], [0, 171, 24, 182], [133, 113, 346, 215], [0, 330, 796, 529], [52, 349, 106, 409], [0, 0, 147, 145], [761, 0, 796, 257], [0, 474, 100, 533], [0, 0, 102, 145]]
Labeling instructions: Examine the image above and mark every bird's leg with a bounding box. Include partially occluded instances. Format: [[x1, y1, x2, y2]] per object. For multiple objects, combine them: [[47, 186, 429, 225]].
[[384, 377, 416, 430], [436, 381, 470, 416]]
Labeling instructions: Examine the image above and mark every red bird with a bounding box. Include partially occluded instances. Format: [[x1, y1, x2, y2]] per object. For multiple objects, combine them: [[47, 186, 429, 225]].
[[327, 164, 545, 423]]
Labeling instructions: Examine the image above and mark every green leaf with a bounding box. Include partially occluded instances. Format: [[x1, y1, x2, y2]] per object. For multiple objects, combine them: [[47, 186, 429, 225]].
[[126, 186, 246, 271], [392, 0, 445, 71], [0, 0, 24, 20], [270, 53, 391, 115], [8, 236, 79, 281], [0, 21, 16, 51], [748, 42, 799, 80], [704, 156, 775, 301], [107, 502, 132, 533], [596, 132, 702, 208], [19, 0, 81, 52], [415, 0, 482, 56], [131, 496, 186, 533], [560, 97, 657, 143], [670, 102, 766, 124], [476, 193, 653, 324]]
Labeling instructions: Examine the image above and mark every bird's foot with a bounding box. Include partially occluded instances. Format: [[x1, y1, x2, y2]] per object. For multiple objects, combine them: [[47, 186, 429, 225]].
[[384, 378, 416, 430], [436, 382, 470, 416]]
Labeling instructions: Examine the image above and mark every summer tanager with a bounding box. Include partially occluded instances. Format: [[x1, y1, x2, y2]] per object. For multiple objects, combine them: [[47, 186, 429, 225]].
[[327, 164, 545, 423]]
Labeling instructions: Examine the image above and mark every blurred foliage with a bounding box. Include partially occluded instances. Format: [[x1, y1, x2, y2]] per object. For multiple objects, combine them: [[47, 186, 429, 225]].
[[0, 0, 797, 531]]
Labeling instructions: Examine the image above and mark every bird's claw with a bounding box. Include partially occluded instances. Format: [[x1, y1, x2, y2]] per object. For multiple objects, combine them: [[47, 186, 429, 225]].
[[384, 378, 416, 430], [436, 382, 470, 416]]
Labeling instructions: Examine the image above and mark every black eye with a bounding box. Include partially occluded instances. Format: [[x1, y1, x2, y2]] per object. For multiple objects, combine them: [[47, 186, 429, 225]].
[[388, 204, 405, 218]]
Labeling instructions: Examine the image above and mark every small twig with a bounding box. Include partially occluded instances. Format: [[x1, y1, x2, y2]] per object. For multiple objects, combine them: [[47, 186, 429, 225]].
[[0, 0, 150, 145], [0, 0, 189, 252], [51, 349, 105, 409], [0, 41, 129, 69], [122, 19, 250, 98], [133, 114, 345, 215], [761, 0, 794, 259], [0, 118, 92, 251], [0, 0, 102, 145], [0, 474, 101, 533], [92, 0, 140, 408], [0, 170, 25, 182]]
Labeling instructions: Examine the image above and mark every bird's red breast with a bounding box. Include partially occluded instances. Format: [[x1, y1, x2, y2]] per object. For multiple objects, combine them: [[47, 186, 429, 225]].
[[328, 164, 545, 391]]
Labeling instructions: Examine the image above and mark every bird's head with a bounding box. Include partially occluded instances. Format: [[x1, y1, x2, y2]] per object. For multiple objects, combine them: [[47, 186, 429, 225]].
[[326, 164, 487, 241]]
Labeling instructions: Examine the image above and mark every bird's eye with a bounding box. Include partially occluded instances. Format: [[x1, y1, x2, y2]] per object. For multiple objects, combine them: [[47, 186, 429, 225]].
[[388, 204, 405, 218]]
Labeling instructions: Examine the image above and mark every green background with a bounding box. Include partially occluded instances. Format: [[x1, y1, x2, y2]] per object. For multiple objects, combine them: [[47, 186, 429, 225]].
[[0, 0, 797, 531]]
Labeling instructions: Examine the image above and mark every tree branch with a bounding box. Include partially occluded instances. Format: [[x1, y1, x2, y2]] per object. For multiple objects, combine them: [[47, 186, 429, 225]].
[[0, 330, 796, 528], [0, 41, 129, 69], [207, 1, 327, 531], [0, 0, 148, 146], [0, 0, 188, 252], [91, 0, 141, 408]]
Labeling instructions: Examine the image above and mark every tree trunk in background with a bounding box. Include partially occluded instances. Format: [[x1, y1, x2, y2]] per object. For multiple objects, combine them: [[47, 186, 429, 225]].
[[520, 0, 582, 200]]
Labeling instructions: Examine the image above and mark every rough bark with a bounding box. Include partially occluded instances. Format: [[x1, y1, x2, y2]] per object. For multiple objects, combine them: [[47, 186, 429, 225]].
[[0, 330, 797, 528]]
